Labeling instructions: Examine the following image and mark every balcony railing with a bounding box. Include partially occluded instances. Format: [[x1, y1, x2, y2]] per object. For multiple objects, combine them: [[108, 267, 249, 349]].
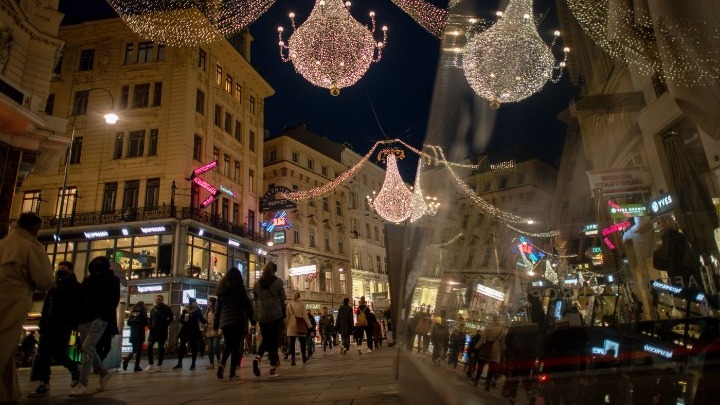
[[41, 205, 263, 242]]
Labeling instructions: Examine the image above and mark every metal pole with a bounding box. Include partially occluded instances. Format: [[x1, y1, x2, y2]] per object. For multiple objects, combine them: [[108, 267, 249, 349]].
[[51, 114, 77, 265]]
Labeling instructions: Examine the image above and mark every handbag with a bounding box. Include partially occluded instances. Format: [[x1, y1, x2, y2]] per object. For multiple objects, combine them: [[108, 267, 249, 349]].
[[291, 305, 308, 335]]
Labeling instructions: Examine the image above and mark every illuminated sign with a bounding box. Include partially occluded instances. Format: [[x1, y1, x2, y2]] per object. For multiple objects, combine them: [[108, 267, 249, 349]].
[[140, 226, 166, 234], [649, 194, 674, 215], [219, 185, 236, 197], [581, 224, 598, 236], [609, 203, 648, 218], [564, 278, 578, 285], [137, 285, 163, 293], [264, 211, 292, 232], [652, 280, 683, 295], [182, 289, 196, 304], [273, 231, 286, 244], [590, 339, 620, 358], [193, 177, 218, 195], [601, 220, 631, 250], [121, 228, 129, 236], [476, 284, 505, 301], [513, 237, 545, 263], [260, 186, 297, 212], [289, 265, 317, 276], [644, 344, 673, 359], [257, 248, 268, 256], [84, 231, 109, 239], [192, 160, 218, 177], [228, 239, 240, 247], [591, 246, 602, 254]]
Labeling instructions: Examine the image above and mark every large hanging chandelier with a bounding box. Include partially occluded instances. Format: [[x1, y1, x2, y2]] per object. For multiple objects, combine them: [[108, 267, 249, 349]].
[[462, 0, 568, 108], [367, 148, 413, 223], [107, 0, 275, 47], [409, 156, 440, 222], [278, 0, 388, 96]]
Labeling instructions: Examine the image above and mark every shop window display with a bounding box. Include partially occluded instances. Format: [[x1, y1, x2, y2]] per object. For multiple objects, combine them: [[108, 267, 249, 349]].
[[184, 236, 227, 281]]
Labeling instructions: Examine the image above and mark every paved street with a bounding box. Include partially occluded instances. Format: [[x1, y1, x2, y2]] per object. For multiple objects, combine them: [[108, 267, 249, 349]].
[[16, 345, 525, 404]]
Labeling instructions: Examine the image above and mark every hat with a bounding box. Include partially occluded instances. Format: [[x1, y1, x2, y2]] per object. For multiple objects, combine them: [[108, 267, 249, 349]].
[[188, 297, 197, 304]]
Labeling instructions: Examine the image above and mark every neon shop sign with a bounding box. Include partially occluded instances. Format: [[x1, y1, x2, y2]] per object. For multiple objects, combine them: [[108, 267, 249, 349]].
[[263, 210, 292, 232], [189, 161, 221, 208]]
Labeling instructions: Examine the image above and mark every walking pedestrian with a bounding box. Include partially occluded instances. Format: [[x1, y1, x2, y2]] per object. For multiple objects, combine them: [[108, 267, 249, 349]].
[[204, 297, 221, 369], [415, 310, 431, 358], [306, 308, 317, 357], [286, 292, 311, 366], [28, 261, 81, 398], [123, 301, 148, 372], [145, 295, 173, 372], [430, 310, 450, 366], [355, 296, 373, 355], [319, 307, 335, 353], [447, 316, 466, 369], [173, 297, 206, 370], [0, 212, 54, 403], [466, 329, 482, 378], [472, 317, 507, 390], [336, 298, 353, 355], [214, 267, 254, 380], [70, 256, 121, 397], [252, 262, 286, 378]]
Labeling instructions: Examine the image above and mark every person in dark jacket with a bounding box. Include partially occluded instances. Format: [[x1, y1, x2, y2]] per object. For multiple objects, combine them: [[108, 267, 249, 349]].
[[355, 296, 373, 354], [28, 261, 82, 397], [70, 256, 120, 397], [173, 297, 206, 370], [430, 310, 450, 365], [252, 262, 286, 378], [213, 267, 255, 380], [319, 306, 335, 353], [335, 298, 354, 355], [306, 308, 317, 357], [146, 294, 173, 372], [123, 301, 148, 372]]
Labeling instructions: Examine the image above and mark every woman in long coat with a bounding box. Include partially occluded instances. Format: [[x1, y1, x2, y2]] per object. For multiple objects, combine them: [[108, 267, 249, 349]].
[[285, 291, 312, 365]]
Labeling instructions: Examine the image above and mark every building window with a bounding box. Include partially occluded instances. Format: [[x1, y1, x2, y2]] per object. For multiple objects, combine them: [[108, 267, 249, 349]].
[[102, 183, 117, 213], [113, 133, 124, 159], [215, 64, 222, 85], [249, 131, 255, 152], [222, 198, 229, 221], [324, 231, 331, 251], [193, 135, 202, 161], [248, 210, 255, 233], [145, 178, 160, 209], [127, 130, 145, 158], [465, 253, 474, 267], [481, 248, 491, 266], [268, 149, 277, 162], [294, 230, 300, 245], [198, 48, 206, 70], [249, 96, 255, 114], [53, 55, 62, 74], [249, 169, 255, 192], [120, 86, 129, 109], [124, 43, 134, 64], [194, 90, 205, 115], [325, 271, 333, 293], [55, 187, 77, 218], [224, 112, 232, 133], [214, 105, 222, 126], [67, 136, 83, 165], [499, 177, 508, 189], [191, 184, 200, 208], [339, 272, 346, 294], [322, 197, 329, 211], [157, 44, 165, 61], [153, 82, 162, 106], [232, 203, 239, 224], [321, 166, 328, 177], [307, 158, 314, 170], [72, 90, 89, 115], [353, 250, 360, 269], [78, 49, 95, 71], [133, 84, 150, 108], [338, 240, 344, 254], [44, 94, 55, 115], [225, 75, 232, 93], [374, 226, 379, 241], [291, 151, 298, 163], [21, 191, 42, 214], [365, 223, 370, 238], [309, 228, 316, 248], [235, 83, 242, 101], [336, 201, 342, 216], [376, 256, 382, 273], [223, 154, 230, 177], [123, 180, 140, 210], [234, 120, 242, 142], [137, 42, 153, 63], [233, 161, 240, 182], [213, 147, 219, 163], [149, 129, 158, 156]]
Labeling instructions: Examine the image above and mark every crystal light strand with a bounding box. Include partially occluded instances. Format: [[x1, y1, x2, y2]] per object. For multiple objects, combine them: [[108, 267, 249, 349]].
[[389, 0, 447, 38], [367, 151, 414, 223]]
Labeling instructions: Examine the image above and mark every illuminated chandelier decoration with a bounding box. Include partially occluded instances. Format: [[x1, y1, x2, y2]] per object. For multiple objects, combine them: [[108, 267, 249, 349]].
[[278, 0, 388, 96], [389, 0, 447, 39], [566, 0, 720, 85], [107, 0, 275, 46], [409, 156, 440, 222], [367, 148, 413, 223], [461, 0, 568, 109]]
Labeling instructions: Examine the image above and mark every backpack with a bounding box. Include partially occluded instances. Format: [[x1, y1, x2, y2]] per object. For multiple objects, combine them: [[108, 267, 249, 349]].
[[356, 310, 368, 327], [415, 317, 430, 335]]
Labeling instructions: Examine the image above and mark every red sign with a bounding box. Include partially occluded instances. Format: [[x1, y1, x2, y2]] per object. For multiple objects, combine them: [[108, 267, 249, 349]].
[[192, 160, 218, 177]]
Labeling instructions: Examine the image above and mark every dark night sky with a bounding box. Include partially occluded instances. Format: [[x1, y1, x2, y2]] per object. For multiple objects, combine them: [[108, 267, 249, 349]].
[[59, 0, 578, 178]]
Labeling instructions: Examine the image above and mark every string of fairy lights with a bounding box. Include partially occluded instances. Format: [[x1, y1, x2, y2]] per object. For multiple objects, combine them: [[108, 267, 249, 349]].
[[389, 0, 447, 39]]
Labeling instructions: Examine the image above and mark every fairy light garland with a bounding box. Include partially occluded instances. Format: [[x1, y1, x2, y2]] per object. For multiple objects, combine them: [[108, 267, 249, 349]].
[[278, 0, 388, 96], [389, 0, 447, 39], [434, 232, 464, 248], [461, 0, 568, 108], [107, 0, 274, 46], [367, 149, 414, 223], [567, 0, 720, 85], [410, 155, 440, 222]]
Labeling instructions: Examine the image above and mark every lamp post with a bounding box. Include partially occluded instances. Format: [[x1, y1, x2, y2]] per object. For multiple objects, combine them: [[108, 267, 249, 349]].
[[51, 87, 118, 265]]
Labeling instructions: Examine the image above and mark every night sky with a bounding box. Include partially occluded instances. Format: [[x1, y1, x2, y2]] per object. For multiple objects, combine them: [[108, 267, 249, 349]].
[[59, 0, 578, 178]]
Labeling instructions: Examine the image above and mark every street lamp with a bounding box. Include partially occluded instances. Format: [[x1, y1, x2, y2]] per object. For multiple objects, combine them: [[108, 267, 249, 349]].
[[51, 87, 118, 265]]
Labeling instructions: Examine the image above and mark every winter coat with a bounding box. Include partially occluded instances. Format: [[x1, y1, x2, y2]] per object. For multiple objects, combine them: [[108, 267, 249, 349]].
[[0, 226, 54, 307], [39, 273, 82, 333], [285, 300, 312, 337], [450, 323, 467, 349], [430, 318, 450, 346], [253, 275, 286, 323], [477, 324, 506, 363], [205, 308, 218, 337], [319, 313, 334, 333], [78, 266, 120, 324], [336, 303, 353, 335], [178, 306, 206, 339], [148, 303, 174, 340], [214, 286, 255, 334], [127, 307, 148, 343]]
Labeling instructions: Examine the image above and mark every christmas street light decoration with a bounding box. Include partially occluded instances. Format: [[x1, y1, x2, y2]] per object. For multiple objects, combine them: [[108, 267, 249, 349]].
[[409, 155, 440, 222], [367, 148, 413, 223], [461, 0, 568, 108], [107, 0, 275, 46], [389, 0, 447, 39], [278, 0, 388, 96]]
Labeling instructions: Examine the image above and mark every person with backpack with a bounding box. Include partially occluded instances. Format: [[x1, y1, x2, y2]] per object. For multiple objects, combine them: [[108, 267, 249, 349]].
[[355, 296, 373, 355], [319, 307, 335, 353], [252, 262, 286, 378], [213, 267, 254, 380], [335, 298, 354, 355], [123, 301, 148, 372], [430, 310, 450, 366]]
